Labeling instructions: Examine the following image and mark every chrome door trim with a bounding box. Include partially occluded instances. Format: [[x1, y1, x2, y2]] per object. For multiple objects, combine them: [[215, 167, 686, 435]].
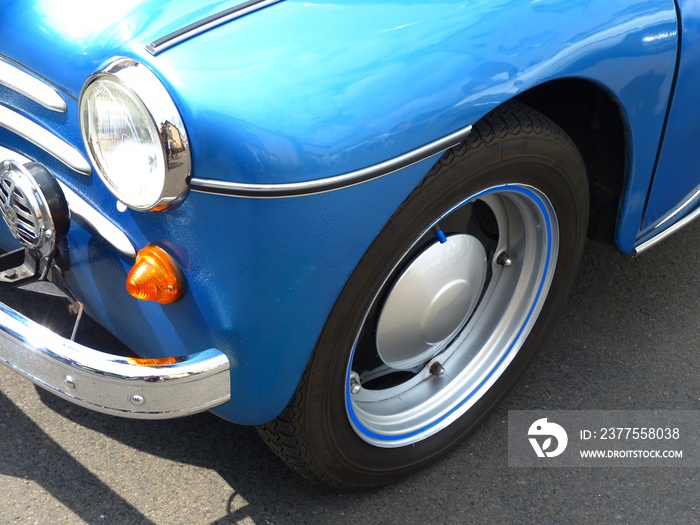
[[634, 204, 700, 255], [634, 185, 700, 255]]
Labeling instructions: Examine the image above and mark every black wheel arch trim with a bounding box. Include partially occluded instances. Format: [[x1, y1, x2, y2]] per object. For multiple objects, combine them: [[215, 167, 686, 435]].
[[190, 124, 473, 199]]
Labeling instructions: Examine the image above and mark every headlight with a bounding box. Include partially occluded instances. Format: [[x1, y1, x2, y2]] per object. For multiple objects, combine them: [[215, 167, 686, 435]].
[[79, 58, 190, 211]]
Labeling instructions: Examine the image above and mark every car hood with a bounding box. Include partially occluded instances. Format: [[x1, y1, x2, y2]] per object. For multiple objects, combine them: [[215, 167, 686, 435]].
[[0, 0, 254, 98]]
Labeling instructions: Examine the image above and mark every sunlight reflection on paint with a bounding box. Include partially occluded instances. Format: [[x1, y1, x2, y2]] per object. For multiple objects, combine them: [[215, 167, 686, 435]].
[[36, 0, 142, 42]]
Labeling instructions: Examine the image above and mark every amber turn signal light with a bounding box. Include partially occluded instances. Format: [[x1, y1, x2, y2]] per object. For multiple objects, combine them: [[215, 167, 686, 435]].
[[126, 245, 184, 304], [127, 357, 179, 366]]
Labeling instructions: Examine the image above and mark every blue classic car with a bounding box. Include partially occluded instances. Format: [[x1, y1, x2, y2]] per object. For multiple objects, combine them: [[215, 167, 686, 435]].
[[0, 0, 695, 487]]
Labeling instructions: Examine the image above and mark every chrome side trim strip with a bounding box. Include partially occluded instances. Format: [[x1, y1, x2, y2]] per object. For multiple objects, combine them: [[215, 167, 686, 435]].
[[633, 203, 700, 255], [0, 59, 67, 113], [648, 185, 700, 233], [0, 105, 91, 175], [146, 0, 285, 55], [191, 124, 473, 198], [57, 181, 136, 258], [0, 299, 231, 419]]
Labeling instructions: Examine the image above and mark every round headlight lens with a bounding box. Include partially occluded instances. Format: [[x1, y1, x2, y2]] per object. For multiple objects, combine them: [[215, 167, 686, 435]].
[[80, 59, 190, 211], [81, 79, 164, 208]]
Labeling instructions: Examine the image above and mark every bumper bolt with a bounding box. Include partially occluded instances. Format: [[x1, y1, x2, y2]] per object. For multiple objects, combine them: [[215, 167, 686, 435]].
[[130, 394, 145, 406]]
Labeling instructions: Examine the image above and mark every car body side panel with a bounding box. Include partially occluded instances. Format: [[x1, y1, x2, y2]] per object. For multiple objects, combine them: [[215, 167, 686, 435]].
[[0, 1, 680, 423], [640, 0, 700, 233]]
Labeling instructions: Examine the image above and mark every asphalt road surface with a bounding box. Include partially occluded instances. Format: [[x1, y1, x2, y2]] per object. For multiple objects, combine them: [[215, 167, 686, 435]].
[[1, 222, 700, 524]]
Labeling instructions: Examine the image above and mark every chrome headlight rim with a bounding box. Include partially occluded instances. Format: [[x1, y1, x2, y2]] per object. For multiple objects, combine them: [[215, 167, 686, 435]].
[[79, 58, 191, 212]]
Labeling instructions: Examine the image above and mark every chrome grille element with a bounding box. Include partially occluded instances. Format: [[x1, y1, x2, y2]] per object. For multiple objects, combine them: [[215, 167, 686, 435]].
[[0, 57, 90, 176], [1, 176, 40, 247], [0, 58, 67, 112], [0, 160, 69, 257], [0, 105, 91, 175]]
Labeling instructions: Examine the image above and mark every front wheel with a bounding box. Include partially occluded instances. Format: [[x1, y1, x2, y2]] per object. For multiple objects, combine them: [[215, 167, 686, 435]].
[[258, 102, 589, 488]]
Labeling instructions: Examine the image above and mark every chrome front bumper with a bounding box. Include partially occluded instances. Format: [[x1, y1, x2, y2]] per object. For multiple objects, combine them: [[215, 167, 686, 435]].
[[0, 299, 231, 419]]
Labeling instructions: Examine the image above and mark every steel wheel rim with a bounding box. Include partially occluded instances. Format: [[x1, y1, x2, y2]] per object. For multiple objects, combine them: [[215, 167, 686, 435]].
[[344, 184, 559, 447]]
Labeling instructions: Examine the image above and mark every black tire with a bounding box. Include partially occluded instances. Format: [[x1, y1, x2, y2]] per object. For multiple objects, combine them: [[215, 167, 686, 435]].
[[257, 101, 589, 489]]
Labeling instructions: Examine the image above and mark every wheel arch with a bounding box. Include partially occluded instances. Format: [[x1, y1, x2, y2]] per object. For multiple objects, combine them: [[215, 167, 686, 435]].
[[515, 79, 627, 245]]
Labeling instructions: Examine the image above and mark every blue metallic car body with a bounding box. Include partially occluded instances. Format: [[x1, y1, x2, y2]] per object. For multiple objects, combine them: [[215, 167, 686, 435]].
[[0, 0, 695, 424]]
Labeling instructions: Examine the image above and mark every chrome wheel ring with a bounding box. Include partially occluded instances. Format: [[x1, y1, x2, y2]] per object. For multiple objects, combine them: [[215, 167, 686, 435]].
[[345, 184, 559, 447]]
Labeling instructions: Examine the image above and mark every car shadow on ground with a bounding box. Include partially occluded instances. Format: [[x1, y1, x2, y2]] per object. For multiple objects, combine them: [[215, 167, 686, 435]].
[[0, 390, 160, 524], [32, 389, 303, 523]]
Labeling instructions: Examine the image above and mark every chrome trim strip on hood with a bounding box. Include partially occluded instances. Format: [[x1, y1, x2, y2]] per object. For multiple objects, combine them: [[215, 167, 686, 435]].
[[190, 124, 473, 198], [146, 0, 285, 55], [0, 58, 67, 113]]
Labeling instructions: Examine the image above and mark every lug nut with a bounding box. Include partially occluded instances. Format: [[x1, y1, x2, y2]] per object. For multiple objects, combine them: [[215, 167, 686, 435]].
[[350, 373, 362, 394], [430, 362, 446, 377], [497, 253, 513, 267]]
